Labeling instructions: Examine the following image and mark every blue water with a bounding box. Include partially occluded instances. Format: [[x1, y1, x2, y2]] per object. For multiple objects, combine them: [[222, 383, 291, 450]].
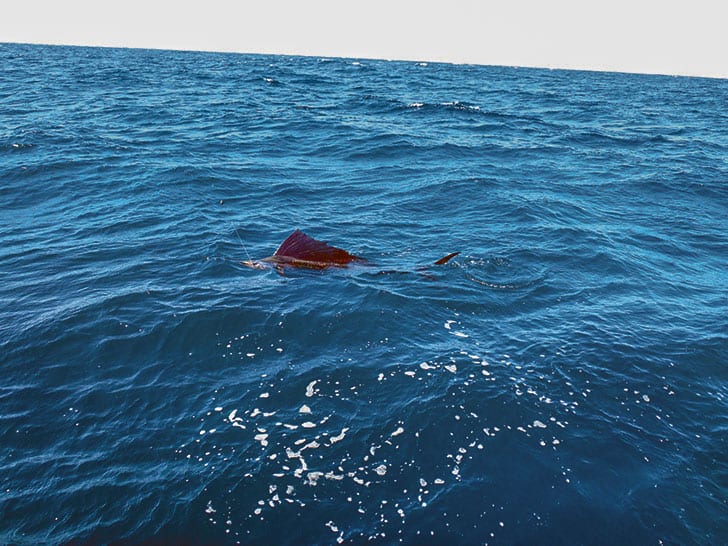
[[1, 42, 726, 545]]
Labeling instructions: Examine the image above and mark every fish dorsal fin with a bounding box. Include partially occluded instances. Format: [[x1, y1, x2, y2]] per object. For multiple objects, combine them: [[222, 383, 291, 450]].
[[274, 229, 361, 264]]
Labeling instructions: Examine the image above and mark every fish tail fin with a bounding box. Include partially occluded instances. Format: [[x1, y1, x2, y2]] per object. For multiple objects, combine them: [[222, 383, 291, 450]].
[[434, 252, 460, 265]]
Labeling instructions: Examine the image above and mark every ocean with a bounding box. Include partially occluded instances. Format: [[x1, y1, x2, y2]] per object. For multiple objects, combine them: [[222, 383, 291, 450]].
[[1, 43, 726, 545]]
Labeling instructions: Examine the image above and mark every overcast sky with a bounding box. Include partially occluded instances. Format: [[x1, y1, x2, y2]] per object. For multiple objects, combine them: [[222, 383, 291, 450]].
[[2, 0, 726, 78]]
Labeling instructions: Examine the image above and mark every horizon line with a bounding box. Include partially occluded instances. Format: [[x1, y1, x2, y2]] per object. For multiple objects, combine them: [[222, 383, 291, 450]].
[[4, 40, 727, 82]]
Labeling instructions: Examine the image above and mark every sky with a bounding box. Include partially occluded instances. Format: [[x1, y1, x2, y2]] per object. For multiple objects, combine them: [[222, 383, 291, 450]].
[[2, 0, 726, 79]]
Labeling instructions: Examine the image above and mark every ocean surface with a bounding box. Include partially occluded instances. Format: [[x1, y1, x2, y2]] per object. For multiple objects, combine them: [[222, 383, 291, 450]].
[[1, 43, 726, 545]]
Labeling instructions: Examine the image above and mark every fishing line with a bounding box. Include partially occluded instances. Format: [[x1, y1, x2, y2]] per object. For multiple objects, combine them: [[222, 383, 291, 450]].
[[234, 227, 253, 263]]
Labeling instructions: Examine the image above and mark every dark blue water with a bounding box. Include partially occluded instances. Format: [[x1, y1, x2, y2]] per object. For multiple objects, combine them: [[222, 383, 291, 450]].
[[1, 43, 726, 545]]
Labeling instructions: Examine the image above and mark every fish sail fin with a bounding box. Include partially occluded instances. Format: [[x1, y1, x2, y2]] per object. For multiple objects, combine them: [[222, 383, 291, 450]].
[[434, 252, 460, 265], [274, 229, 362, 264]]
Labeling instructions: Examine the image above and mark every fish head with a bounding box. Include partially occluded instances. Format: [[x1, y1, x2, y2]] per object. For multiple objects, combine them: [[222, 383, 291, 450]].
[[241, 260, 267, 270]]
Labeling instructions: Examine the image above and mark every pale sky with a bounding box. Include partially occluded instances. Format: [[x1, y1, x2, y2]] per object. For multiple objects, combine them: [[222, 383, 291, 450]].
[[2, 0, 727, 79]]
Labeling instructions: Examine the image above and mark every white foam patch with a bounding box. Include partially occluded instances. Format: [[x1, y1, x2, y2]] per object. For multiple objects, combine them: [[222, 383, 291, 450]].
[[330, 428, 349, 443], [196, 346, 587, 539], [305, 380, 318, 397]]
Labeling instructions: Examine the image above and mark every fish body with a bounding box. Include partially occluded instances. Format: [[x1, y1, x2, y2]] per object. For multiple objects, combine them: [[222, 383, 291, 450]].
[[241, 229, 458, 271]]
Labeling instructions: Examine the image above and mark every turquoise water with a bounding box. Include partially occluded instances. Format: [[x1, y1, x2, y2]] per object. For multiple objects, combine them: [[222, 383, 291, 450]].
[[1, 43, 726, 544]]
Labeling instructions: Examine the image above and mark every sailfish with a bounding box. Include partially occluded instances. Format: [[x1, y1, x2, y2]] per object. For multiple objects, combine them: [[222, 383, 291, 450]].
[[241, 229, 459, 272]]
